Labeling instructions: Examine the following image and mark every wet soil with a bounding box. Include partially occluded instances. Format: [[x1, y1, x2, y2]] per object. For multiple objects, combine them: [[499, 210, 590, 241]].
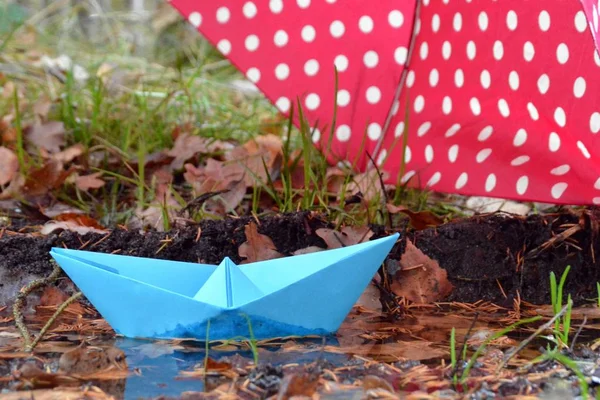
[[1, 209, 599, 306]]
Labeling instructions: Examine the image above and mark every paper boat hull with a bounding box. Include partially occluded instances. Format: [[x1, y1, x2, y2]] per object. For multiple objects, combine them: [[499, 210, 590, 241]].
[[50, 233, 399, 340]]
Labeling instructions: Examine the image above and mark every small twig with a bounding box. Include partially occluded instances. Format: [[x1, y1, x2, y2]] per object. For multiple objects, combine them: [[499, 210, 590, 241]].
[[27, 292, 82, 352], [13, 262, 62, 350], [570, 315, 587, 353], [497, 304, 569, 373]]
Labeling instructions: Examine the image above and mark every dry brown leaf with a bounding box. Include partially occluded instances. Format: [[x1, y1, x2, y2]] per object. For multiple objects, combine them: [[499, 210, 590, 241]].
[[276, 373, 319, 400], [390, 239, 453, 303], [168, 132, 229, 170], [58, 346, 126, 375], [40, 213, 108, 235], [75, 172, 105, 191], [22, 159, 74, 197], [315, 226, 374, 249], [346, 169, 389, 203], [0, 146, 18, 185], [184, 160, 246, 213], [133, 168, 181, 231], [362, 375, 394, 392], [386, 204, 444, 230], [227, 134, 283, 186], [25, 121, 65, 153], [51, 143, 84, 164], [238, 221, 283, 263]]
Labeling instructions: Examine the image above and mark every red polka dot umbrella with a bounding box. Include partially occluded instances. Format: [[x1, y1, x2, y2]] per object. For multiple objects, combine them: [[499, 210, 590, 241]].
[[168, 0, 600, 205]]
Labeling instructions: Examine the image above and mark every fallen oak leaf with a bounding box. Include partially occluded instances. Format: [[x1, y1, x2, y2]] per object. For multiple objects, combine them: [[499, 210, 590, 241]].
[[22, 159, 75, 197], [51, 143, 84, 164], [24, 120, 65, 153], [75, 172, 105, 191], [238, 221, 283, 263], [390, 239, 453, 304], [40, 213, 108, 235], [168, 132, 230, 170], [0, 146, 18, 185], [315, 226, 374, 249], [386, 203, 444, 230]]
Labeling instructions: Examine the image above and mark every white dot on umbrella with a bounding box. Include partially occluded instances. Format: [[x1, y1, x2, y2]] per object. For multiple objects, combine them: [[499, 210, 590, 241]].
[[429, 69, 439, 87], [217, 39, 231, 55], [246, 67, 260, 83], [513, 128, 527, 146], [425, 145, 434, 163], [470, 97, 481, 116], [595, 50, 600, 67], [595, 6, 599, 32], [275, 63, 290, 80], [389, 10, 404, 28], [478, 11, 488, 31], [420, 42, 429, 60], [548, 132, 561, 151], [551, 183, 568, 199], [336, 125, 351, 142], [448, 144, 459, 162], [573, 77, 586, 98], [274, 30, 288, 46], [426, 172, 441, 187], [334, 55, 349, 72], [414, 95, 425, 113], [245, 35, 260, 51], [511, 155, 530, 166], [477, 148, 492, 163], [509, 71, 519, 90], [395, 47, 408, 64], [304, 59, 319, 76], [557, 43, 569, 64], [301, 25, 316, 42], [269, 0, 283, 13], [330, 20, 345, 38], [432, 14, 440, 32], [442, 96, 452, 114], [590, 112, 600, 133], [305, 93, 320, 110], [394, 121, 405, 137], [538, 74, 550, 94], [336, 90, 350, 107], [392, 100, 400, 115], [216, 7, 230, 23], [363, 51, 379, 68], [575, 10, 587, 32], [415, 18, 421, 34], [188, 12, 202, 27], [453, 12, 462, 31], [498, 99, 510, 117], [578, 141, 591, 158], [455, 173, 468, 189], [595, 177, 600, 189], [276, 97, 290, 112], [478, 126, 493, 141], [406, 70, 416, 87], [466, 41, 476, 60], [485, 174, 496, 192], [516, 176, 529, 195], [594, 197, 600, 205], [401, 170, 415, 184], [523, 41, 535, 62], [297, 0, 310, 8], [243, 2, 258, 18], [367, 123, 382, 140], [442, 41, 452, 59], [403, 147, 412, 163], [455, 69, 464, 87], [366, 86, 381, 104], [551, 164, 570, 176], [527, 102, 539, 120], [417, 121, 432, 137], [506, 10, 518, 30], [493, 41, 504, 60], [359, 15, 374, 33], [480, 70, 491, 89], [538, 10, 550, 31], [445, 123, 461, 138], [376, 149, 387, 166], [554, 107, 566, 127], [311, 128, 320, 143]]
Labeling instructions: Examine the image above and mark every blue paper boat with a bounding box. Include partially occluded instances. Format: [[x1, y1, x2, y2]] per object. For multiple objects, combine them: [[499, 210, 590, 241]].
[[49, 233, 399, 341]]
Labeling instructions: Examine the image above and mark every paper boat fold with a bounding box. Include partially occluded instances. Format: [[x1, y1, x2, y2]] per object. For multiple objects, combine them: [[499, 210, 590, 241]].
[[50, 233, 399, 340]]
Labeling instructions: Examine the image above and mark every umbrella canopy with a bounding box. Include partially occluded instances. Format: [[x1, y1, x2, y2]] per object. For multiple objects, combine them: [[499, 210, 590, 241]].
[[168, 0, 600, 205]]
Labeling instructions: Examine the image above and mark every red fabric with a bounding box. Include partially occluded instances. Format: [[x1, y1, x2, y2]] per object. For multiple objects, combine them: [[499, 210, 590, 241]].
[[168, 0, 600, 205]]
